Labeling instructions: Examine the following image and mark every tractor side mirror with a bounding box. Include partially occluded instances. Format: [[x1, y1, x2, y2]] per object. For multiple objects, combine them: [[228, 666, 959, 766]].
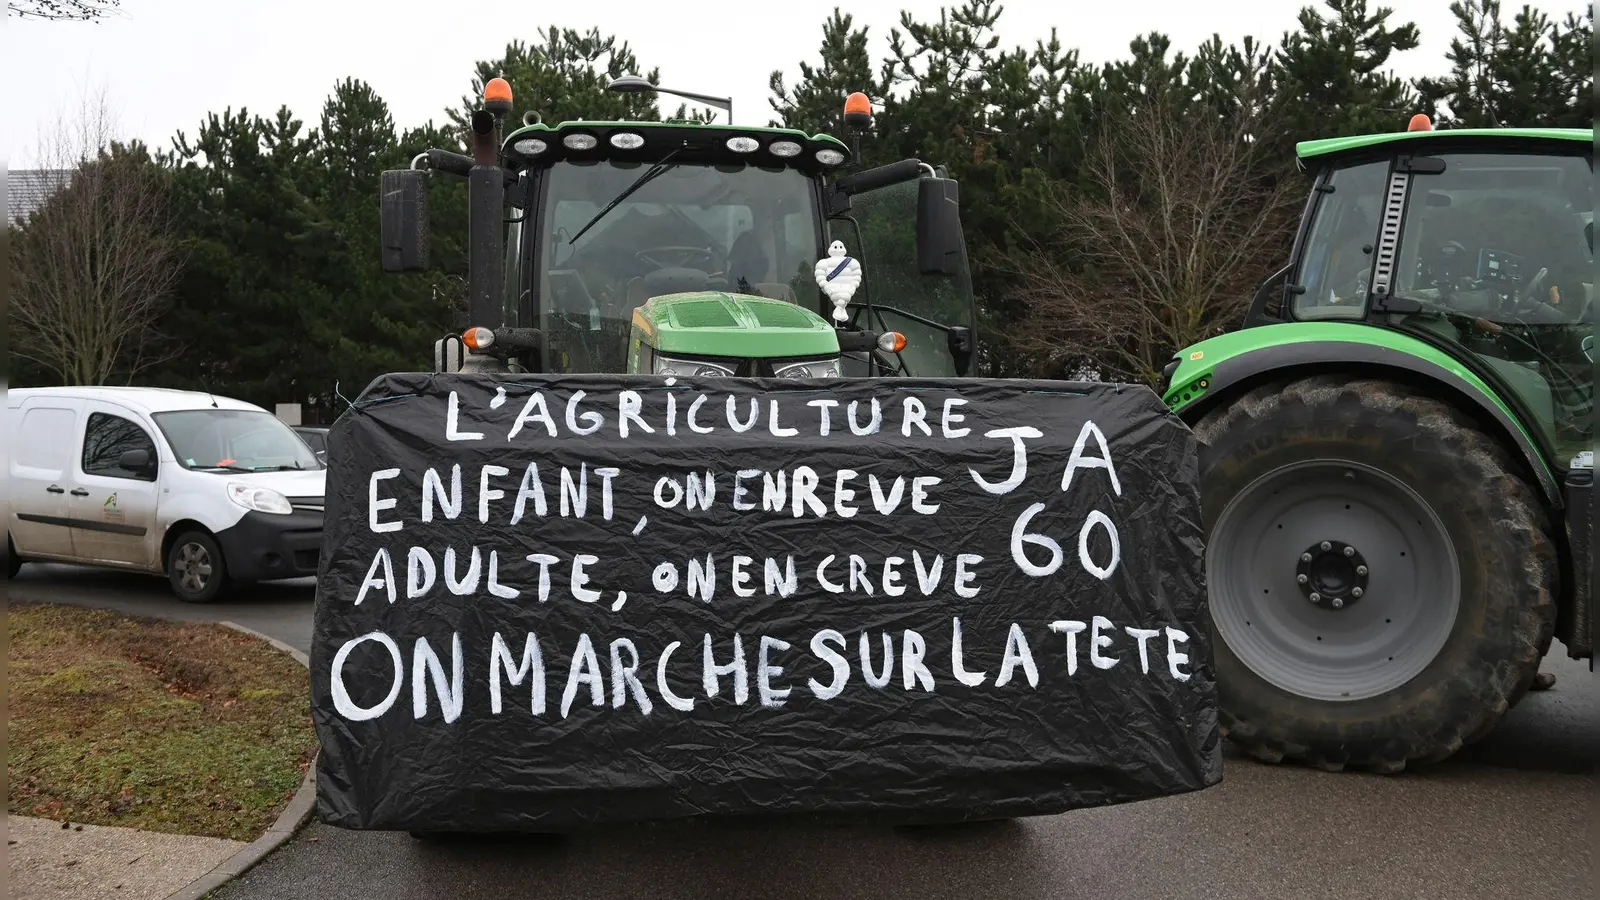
[[835, 159, 922, 196], [947, 325, 974, 376], [380, 169, 430, 273], [916, 175, 963, 276]]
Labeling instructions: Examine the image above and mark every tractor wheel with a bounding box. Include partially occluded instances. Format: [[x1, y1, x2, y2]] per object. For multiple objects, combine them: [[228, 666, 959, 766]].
[[1194, 374, 1558, 772]]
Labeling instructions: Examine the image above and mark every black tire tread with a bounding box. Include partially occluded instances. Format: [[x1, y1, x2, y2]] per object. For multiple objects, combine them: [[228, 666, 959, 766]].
[[1194, 374, 1558, 773]]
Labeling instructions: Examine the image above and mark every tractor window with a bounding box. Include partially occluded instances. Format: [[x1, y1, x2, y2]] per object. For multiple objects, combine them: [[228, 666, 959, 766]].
[[827, 179, 976, 377], [504, 216, 525, 327], [1291, 160, 1389, 321], [782, 211, 814, 279], [536, 160, 821, 374], [1389, 150, 1594, 464]]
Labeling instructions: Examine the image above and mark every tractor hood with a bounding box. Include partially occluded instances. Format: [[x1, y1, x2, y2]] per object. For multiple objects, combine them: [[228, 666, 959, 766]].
[[631, 291, 840, 359]]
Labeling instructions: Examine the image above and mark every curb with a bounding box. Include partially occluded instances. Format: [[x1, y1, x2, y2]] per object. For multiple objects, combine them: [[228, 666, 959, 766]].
[[163, 622, 319, 900]]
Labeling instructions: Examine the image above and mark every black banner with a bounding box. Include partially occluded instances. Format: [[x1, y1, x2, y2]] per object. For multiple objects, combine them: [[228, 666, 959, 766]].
[[310, 373, 1220, 832]]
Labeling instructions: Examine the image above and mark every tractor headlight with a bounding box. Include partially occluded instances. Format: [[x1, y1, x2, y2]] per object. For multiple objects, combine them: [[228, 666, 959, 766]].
[[654, 355, 735, 377], [774, 358, 841, 379]]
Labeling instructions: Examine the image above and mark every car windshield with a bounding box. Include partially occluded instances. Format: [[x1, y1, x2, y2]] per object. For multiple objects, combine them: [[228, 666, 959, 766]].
[[535, 159, 823, 374], [153, 409, 323, 472]]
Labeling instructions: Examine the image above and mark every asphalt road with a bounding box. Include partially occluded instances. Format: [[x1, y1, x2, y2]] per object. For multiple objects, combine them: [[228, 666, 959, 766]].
[[12, 562, 1597, 900]]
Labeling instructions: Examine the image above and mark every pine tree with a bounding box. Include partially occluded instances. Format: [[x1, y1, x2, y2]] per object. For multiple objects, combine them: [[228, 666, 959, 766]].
[[300, 79, 454, 414], [451, 27, 694, 130], [1416, 0, 1594, 127], [148, 106, 335, 410], [768, 10, 885, 138], [1269, 0, 1424, 145]]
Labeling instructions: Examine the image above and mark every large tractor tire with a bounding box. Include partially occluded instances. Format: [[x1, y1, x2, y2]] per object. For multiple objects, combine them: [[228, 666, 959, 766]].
[[1194, 374, 1558, 772]]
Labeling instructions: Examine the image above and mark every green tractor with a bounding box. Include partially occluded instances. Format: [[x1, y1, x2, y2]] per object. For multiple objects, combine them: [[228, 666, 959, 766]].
[[1163, 120, 1593, 772], [379, 78, 978, 382]]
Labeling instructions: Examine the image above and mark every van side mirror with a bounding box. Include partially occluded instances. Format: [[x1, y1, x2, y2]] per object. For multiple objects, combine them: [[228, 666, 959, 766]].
[[381, 169, 430, 273], [118, 448, 153, 476], [916, 175, 963, 276]]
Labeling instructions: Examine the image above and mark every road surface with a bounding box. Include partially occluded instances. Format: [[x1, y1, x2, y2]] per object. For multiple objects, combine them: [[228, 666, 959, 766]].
[[12, 563, 1595, 899]]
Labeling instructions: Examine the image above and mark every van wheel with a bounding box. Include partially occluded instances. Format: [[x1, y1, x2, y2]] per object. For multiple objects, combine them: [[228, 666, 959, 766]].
[[167, 530, 229, 603]]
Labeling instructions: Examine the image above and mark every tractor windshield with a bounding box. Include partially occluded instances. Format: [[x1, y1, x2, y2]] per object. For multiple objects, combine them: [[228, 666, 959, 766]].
[[1388, 150, 1593, 463], [534, 159, 822, 374]]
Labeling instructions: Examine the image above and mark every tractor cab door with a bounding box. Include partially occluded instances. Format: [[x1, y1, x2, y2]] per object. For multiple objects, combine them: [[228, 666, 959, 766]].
[[1286, 147, 1593, 469], [827, 176, 978, 377], [1380, 148, 1593, 467]]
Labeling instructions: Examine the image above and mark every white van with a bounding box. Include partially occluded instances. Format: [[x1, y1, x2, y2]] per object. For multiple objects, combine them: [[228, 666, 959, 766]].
[[5, 386, 327, 602]]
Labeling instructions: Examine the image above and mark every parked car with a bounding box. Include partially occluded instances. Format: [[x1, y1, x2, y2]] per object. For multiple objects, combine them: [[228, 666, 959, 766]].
[[293, 425, 329, 463], [5, 386, 327, 602]]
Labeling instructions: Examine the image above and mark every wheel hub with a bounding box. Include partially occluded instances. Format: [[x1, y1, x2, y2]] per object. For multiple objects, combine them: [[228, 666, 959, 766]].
[[1296, 540, 1368, 608], [1206, 459, 1460, 703], [176, 543, 212, 593]]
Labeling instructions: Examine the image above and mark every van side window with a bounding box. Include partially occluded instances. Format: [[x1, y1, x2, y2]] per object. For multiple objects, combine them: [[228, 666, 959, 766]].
[[16, 407, 76, 474], [82, 412, 158, 481]]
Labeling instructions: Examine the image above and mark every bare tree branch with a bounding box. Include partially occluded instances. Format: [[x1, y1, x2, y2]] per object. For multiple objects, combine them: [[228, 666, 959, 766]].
[[8, 0, 120, 19], [993, 91, 1302, 385], [11, 84, 183, 385]]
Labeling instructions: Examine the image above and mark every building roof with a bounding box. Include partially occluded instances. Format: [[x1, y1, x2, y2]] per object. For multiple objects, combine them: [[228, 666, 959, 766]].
[[7, 169, 73, 226]]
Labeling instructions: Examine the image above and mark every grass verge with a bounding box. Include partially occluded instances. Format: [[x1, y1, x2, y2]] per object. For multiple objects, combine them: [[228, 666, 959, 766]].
[[7, 601, 318, 842]]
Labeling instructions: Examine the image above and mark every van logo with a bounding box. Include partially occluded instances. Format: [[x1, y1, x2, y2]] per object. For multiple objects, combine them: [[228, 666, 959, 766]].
[[103, 492, 125, 525]]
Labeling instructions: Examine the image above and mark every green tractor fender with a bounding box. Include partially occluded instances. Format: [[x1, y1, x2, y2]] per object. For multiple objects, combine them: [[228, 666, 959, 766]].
[[1162, 322, 1562, 507]]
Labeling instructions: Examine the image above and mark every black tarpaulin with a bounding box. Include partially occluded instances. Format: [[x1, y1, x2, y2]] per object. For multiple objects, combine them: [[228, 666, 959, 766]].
[[309, 373, 1219, 832]]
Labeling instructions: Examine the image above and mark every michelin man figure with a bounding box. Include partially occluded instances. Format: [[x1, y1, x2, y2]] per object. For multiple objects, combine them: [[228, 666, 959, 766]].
[[814, 240, 862, 324]]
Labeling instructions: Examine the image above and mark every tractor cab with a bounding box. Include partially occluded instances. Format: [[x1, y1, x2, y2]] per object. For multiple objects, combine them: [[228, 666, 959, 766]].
[[380, 79, 978, 382], [1237, 125, 1594, 467]]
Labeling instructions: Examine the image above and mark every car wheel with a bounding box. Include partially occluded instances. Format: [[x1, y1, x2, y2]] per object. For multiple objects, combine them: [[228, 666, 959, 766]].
[[167, 530, 230, 603]]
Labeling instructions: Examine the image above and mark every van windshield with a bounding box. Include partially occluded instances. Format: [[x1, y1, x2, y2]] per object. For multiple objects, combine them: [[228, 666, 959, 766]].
[[153, 409, 323, 472]]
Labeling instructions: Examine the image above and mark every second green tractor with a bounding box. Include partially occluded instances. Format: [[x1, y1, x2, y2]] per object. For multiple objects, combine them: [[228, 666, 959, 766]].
[[1164, 122, 1593, 771]]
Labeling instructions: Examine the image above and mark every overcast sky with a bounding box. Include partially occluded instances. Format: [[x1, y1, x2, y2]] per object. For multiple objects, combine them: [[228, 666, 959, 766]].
[[2, 0, 1588, 167]]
